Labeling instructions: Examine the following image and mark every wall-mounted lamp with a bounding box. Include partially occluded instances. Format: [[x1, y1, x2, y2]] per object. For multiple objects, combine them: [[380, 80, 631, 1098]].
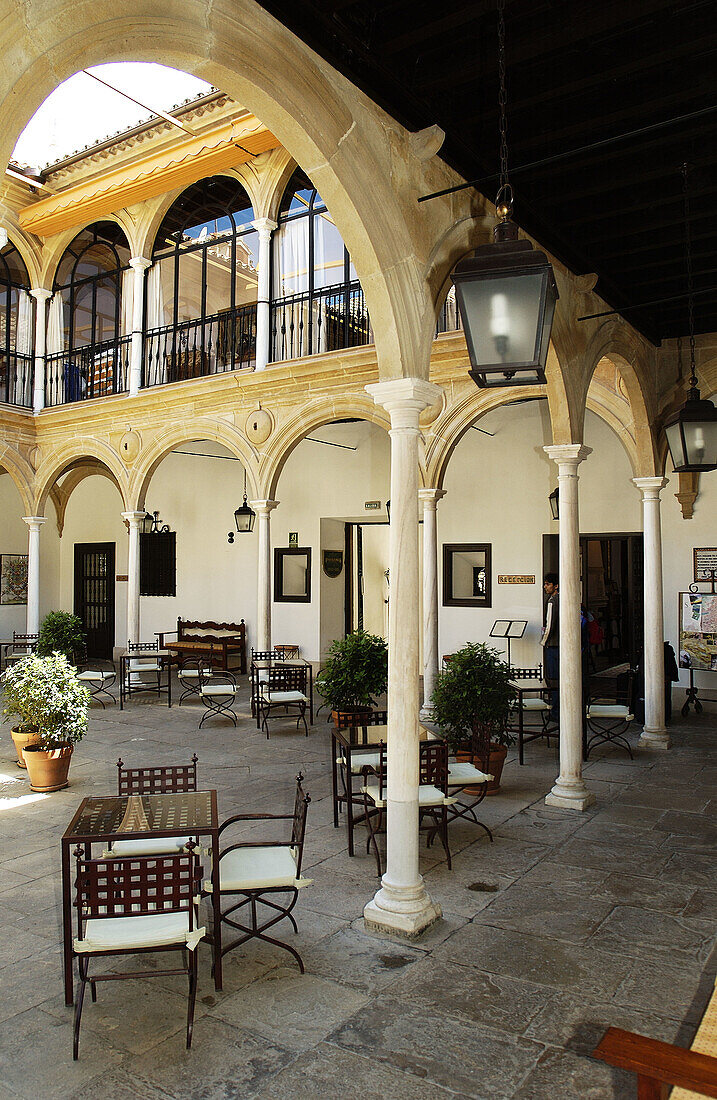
[[548, 487, 559, 520], [140, 510, 170, 535]]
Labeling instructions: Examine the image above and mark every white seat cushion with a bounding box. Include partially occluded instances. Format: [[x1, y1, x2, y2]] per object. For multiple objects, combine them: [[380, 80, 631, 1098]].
[[520, 698, 551, 711], [108, 836, 193, 857], [180, 669, 211, 679], [261, 690, 307, 704], [587, 704, 633, 719], [362, 783, 456, 809], [208, 845, 302, 891], [77, 670, 114, 683], [336, 751, 382, 774], [74, 911, 204, 953], [448, 762, 494, 785], [201, 685, 237, 698]]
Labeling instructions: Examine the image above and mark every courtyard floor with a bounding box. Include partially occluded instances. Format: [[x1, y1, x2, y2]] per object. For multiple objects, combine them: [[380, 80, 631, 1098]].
[[0, 680, 715, 1100]]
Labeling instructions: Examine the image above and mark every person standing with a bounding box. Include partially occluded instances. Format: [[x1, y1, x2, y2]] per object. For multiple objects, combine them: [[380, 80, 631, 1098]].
[[541, 572, 560, 722]]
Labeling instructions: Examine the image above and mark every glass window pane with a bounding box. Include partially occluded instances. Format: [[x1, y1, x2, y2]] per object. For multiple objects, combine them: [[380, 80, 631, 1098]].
[[313, 211, 345, 290]]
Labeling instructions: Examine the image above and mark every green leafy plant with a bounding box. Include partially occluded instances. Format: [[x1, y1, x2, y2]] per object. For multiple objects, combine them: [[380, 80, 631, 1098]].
[[316, 629, 388, 712], [430, 642, 516, 751], [37, 610, 86, 664], [2, 652, 89, 748]]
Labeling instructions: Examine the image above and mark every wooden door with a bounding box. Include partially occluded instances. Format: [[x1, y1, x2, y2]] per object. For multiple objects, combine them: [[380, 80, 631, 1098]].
[[74, 543, 115, 659]]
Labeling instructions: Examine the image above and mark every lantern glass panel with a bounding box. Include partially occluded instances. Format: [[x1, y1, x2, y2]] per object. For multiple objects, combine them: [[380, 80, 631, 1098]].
[[234, 504, 255, 533], [667, 417, 717, 472], [457, 272, 544, 369]]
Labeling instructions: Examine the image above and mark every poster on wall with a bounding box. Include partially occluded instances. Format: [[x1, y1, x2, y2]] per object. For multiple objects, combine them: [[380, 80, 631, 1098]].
[[693, 548, 717, 582], [0, 554, 29, 604], [679, 592, 717, 670]]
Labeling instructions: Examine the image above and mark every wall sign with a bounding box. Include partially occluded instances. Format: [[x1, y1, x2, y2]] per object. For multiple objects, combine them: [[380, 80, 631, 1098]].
[[498, 575, 535, 585], [323, 550, 344, 578], [116, 575, 129, 582], [364, 501, 381, 510], [693, 548, 717, 582], [288, 532, 299, 547]]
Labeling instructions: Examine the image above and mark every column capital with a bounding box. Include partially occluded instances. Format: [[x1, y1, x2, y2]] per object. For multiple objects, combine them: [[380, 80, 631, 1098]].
[[249, 499, 279, 514], [544, 443, 592, 467], [633, 476, 668, 499], [129, 256, 152, 272], [366, 379, 442, 428], [418, 488, 447, 507], [29, 287, 52, 302], [22, 515, 46, 529], [122, 510, 147, 527], [252, 217, 278, 237]]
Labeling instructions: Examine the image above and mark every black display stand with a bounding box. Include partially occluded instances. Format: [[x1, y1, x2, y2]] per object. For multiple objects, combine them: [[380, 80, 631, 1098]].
[[680, 570, 717, 717], [490, 619, 528, 669]]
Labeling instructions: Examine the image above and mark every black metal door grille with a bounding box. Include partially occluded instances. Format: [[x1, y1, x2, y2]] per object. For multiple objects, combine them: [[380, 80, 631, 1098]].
[[74, 543, 115, 659]]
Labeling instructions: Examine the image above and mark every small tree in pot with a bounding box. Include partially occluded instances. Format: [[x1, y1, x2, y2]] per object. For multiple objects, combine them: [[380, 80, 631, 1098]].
[[3, 652, 89, 791], [37, 610, 86, 665], [431, 643, 516, 792], [316, 629, 388, 724]]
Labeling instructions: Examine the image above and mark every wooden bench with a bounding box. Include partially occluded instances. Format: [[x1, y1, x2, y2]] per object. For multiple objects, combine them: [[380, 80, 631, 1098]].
[[158, 619, 247, 674]]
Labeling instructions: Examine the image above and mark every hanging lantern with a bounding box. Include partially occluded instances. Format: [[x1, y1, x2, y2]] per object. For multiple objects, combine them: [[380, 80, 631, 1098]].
[[233, 468, 256, 533], [548, 487, 559, 520]]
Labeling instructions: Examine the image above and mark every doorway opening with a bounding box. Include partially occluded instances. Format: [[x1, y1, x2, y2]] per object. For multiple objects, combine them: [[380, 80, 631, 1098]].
[[344, 521, 390, 639], [74, 542, 115, 658]]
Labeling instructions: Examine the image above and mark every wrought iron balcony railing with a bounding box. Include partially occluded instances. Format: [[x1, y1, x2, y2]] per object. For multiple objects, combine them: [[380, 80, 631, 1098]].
[[143, 303, 257, 387], [45, 336, 131, 407], [270, 281, 372, 362], [1, 350, 33, 407]]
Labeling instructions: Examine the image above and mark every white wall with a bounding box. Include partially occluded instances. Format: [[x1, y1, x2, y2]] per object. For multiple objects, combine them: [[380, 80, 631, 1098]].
[[0, 473, 29, 638]]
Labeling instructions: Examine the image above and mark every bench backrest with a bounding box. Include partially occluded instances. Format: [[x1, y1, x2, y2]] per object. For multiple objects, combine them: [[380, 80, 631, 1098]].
[[177, 618, 245, 642]]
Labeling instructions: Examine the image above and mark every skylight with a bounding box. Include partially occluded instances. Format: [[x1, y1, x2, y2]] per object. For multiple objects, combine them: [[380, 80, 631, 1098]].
[[12, 63, 214, 173]]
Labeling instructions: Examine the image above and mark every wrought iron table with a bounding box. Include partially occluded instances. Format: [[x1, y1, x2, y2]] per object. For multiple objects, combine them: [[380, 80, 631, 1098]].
[[510, 677, 558, 764], [60, 790, 222, 1005], [250, 658, 314, 727], [118, 648, 173, 709]]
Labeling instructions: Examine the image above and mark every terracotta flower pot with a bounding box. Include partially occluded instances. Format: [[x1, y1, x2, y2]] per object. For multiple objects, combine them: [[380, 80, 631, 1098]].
[[23, 743, 74, 792], [456, 742, 508, 794], [10, 727, 42, 770], [332, 708, 374, 729]]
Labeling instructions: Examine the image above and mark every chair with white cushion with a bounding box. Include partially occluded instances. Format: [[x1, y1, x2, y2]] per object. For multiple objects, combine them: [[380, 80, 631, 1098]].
[[257, 665, 310, 738], [586, 670, 636, 759], [250, 648, 279, 720], [332, 709, 387, 856], [72, 850, 203, 1059], [199, 670, 238, 727], [446, 721, 495, 843], [178, 654, 214, 706], [361, 740, 456, 876], [107, 756, 199, 859], [202, 774, 311, 973], [121, 640, 163, 706], [76, 663, 117, 708]]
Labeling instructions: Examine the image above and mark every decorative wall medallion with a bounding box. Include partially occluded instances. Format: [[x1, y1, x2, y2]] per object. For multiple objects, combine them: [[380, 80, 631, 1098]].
[[245, 407, 273, 445], [28, 446, 41, 470], [323, 550, 344, 578], [119, 430, 141, 465]]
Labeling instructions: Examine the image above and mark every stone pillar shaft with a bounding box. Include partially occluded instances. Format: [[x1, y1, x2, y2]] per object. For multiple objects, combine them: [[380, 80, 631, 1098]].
[[252, 219, 277, 372], [364, 378, 443, 938], [251, 500, 278, 651], [30, 289, 52, 413], [129, 257, 151, 397], [634, 477, 670, 750], [122, 512, 145, 644], [544, 445, 595, 812], [23, 516, 45, 634], [419, 488, 446, 718]]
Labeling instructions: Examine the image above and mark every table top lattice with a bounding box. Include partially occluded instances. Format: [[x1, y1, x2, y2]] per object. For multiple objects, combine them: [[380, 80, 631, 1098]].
[[64, 791, 215, 840]]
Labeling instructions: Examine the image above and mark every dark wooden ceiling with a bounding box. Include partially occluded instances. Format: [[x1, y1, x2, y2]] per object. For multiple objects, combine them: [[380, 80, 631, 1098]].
[[256, 0, 717, 344]]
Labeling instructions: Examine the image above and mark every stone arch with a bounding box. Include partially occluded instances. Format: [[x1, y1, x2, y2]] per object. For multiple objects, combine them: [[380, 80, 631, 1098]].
[[34, 440, 130, 514], [131, 420, 260, 510], [0, 7, 437, 381], [0, 443, 35, 514], [39, 213, 134, 288], [424, 208, 492, 319], [2, 225, 42, 289], [263, 396, 390, 499]]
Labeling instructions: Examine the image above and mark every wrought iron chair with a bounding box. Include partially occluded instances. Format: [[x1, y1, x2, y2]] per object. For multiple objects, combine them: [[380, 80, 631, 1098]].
[[4, 631, 39, 667], [121, 640, 163, 705], [361, 740, 456, 876], [509, 664, 556, 763], [71, 849, 203, 1059], [257, 665, 310, 738], [332, 709, 387, 856], [250, 648, 281, 719], [199, 669, 238, 727], [202, 774, 311, 973], [107, 756, 200, 858], [76, 661, 117, 707], [586, 670, 636, 759], [178, 652, 214, 706], [446, 722, 495, 842]]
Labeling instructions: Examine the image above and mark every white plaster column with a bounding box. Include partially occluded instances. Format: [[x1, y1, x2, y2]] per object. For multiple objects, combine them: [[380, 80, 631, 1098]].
[[251, 500, 279, 651], [30, 288, 52, 413], [419, 488, 446, 719], [364, 378, 444, 937], [544, 444, 596, 811], [128, 257, 151, 397], [22, 516, 45, 634], [122, 512, 145, 644], [634, 476, 670, 750], [252, 218, 277, 372]]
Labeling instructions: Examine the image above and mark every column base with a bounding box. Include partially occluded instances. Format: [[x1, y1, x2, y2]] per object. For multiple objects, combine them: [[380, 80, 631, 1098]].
[[639, 728, 671, 751], [363, 880, 442, 939], [545, 778, 596, 812], [419, 704, 435, 722]]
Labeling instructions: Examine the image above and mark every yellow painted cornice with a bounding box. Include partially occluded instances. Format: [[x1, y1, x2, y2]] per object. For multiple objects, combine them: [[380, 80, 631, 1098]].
[[18, 113, 280, 239]]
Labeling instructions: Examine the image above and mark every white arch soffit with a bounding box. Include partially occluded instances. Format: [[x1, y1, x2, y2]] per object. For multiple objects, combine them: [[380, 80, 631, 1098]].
[[0, 446, 34, 514], [34, 443, 130, 513], [0, 12, 432, 378], [131, 425, 261, 510]]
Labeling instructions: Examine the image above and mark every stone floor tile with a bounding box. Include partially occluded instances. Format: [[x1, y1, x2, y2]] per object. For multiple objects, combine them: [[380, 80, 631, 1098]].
[[0, 948, 66, 1024], [589, 904, 717, 966], [301, 926, 425, 992], [328, 996, 543, 1098], [524, 991, 688, 1053], [591, 801, 667, 827], [558, 835, 673, 877], [682, 887, 717, 919], [493, 806, 587, 846], [472, 880, 616, 943], [614, 956, 714, 1024], [512, 1046, 634, 1099], [659, 850, 717, 888], [211, 966, 369, 1051], [448, 836, 551, 878], [616, 784, 711, 813], [519, 860, 607, 892]]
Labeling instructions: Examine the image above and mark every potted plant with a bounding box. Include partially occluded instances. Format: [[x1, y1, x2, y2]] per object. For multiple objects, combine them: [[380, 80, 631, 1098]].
[[37, 610, 86, 665], [316, 629, 388, 725], [430, 642, 516, 793], [2, 652, 89, 791]]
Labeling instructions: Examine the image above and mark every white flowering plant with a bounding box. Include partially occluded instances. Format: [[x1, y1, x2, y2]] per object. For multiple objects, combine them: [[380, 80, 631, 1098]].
[[2, 652, 89, 748]]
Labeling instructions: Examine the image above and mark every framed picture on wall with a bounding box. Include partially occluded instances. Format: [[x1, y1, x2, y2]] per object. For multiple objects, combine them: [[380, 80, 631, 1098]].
[[0, 554, 29, 604], [443, 543, 492, 607]]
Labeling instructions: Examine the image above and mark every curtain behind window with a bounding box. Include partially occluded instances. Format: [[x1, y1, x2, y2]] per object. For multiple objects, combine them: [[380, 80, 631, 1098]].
[[146, 263, 165, 330], [47, 292, 64, 354], [273, 219, 309, 298], [16, 289, 32, 353], [120, 268, 134, 337]]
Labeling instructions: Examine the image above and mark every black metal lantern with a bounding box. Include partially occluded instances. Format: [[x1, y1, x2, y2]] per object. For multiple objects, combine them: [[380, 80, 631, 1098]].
[[450, 0, 557, 389], [664, 166, 717, 474], [233, 469, 256, 533], [140, 510, 170, 535], [549, 487, 559, 520], [386, 499, 391, 522]]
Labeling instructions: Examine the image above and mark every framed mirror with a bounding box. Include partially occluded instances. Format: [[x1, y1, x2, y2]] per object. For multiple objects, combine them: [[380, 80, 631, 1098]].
[[443, 543, 492, 607], [274, 547, 312, 603]]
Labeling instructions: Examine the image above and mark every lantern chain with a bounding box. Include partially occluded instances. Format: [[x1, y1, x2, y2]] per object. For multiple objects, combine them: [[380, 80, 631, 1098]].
[[496, 0, 513, 215], [681, 163, 698, 391]]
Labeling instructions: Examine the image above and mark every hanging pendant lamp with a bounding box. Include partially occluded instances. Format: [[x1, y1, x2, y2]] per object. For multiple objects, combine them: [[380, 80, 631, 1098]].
[[233, 468, 256, 533]]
